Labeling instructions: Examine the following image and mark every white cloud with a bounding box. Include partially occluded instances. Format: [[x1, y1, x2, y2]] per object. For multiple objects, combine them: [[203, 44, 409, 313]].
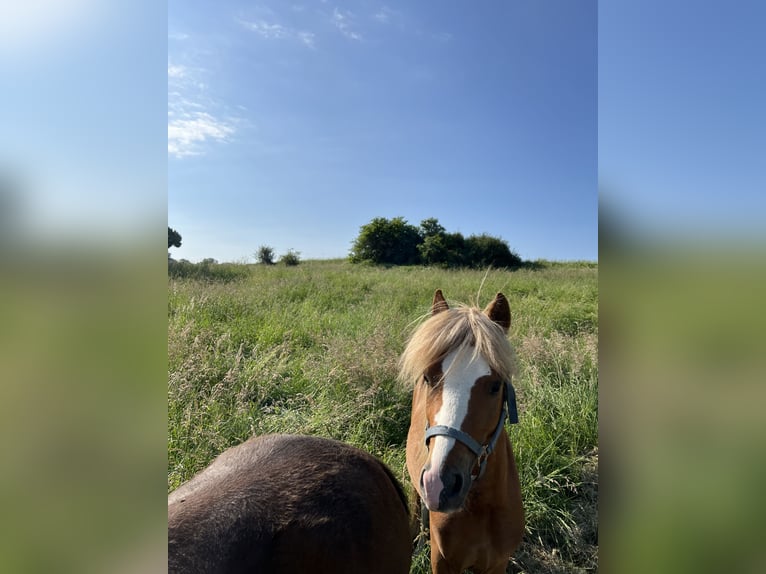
[[241, 19, 288, 39], [239, 18, 316, 49], [374, 6, 396, 24], [167, 64, 186, 79], [297, 31, 316, 49], [168, 112, 235, 158], [332, 8, 362, 41], [168, 62, 239, 158]]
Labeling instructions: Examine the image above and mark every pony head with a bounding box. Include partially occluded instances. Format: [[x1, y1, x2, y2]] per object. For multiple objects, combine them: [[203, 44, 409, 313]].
[[400, 290, 516, 512]]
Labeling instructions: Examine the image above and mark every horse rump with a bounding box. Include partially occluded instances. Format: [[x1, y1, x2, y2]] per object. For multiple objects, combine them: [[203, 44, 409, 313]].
[[168, 434, 412, 573]]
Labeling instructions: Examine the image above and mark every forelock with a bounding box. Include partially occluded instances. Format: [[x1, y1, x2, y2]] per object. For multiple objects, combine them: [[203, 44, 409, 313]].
[[398, 306, 516, 387]]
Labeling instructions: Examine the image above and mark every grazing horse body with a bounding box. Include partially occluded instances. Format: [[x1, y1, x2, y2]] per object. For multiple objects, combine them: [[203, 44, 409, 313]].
[[168, 434, 412, 574], [402, 290, 524, 574]]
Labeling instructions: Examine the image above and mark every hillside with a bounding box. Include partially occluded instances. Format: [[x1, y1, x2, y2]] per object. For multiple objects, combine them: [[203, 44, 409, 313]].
[[168, 260, 598, 573]]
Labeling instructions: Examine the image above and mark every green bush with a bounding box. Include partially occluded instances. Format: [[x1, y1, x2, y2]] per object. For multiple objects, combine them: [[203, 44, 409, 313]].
[[280, 249, 301, 266], [418, 232, 466, 268], [464, 233, 523, 269], [349, 217, 422, 265], [256, 245, 275, 265], [350, 216, 523, 269]]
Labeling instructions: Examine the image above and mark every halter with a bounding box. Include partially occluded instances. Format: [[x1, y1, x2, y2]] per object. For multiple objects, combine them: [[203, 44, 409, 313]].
[[424, 381, 518, 481]]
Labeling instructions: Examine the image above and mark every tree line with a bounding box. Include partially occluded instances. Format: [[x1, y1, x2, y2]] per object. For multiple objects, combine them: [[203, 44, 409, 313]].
[[349, 217, 523, 268], [169, 218, 523, 269]]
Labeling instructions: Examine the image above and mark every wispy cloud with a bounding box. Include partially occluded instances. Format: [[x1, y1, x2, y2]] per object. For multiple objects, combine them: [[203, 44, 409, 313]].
[[373, 6, 397, 24], [332, 8, 362, 41], [168, 113, 235, 158], [167, 64, 186, 79], [241, 19, 289, 39], [297, 31, 316, 49], [168, 62, 238, 158], [239, 18, 316, 49]]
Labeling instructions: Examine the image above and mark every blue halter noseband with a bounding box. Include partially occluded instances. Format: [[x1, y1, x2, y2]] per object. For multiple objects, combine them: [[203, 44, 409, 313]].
[[424, 381, 518, 481]]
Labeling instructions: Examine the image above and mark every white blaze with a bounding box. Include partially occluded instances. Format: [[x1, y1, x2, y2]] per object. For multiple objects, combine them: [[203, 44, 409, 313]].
[[428, 349, 491, 470]]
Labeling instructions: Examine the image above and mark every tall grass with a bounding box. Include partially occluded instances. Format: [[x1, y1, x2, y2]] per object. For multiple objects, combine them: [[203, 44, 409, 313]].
[[167, 259, 250, 282], [168, 259, 597, 573]]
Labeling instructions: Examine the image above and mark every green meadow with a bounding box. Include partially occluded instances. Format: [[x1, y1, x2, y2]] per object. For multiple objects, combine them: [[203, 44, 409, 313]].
[[168, 259, 598, 573]]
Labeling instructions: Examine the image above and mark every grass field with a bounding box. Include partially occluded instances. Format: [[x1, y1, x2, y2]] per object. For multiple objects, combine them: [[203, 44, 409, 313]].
[[168, 259, 598, 573]]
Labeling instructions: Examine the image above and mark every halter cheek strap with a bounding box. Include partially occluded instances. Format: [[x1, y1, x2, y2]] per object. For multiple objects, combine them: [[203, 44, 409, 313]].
[[424, 381, 519, 480]]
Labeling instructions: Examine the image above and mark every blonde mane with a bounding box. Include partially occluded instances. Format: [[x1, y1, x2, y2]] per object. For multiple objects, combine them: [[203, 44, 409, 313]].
[[398, 305, 516, 387]]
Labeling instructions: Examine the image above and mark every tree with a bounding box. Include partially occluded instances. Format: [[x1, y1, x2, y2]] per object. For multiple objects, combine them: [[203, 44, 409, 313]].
[[419, 231, 466, 268], [416, 218, 466, 267], [464, 234, 522, 269], [168, 227, 182, 249], [256, 245, 276, 265], [419, 217, 446, 238], [349, 217, 422, 265], [349, 216, 524, 269], [279, 249, 301, 266]]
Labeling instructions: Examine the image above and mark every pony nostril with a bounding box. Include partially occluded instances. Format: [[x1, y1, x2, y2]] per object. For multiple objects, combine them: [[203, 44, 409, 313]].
[[451, 472, 463, 496], [442, 470, 463, 498]]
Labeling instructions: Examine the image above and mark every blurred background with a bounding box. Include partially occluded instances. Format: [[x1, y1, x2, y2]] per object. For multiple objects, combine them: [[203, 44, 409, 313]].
[[600, 1, 766, 572], [0, 1, 167, 572]]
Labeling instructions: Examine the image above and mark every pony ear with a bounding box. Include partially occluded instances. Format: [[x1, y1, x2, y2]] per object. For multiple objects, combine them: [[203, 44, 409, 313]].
[[432, 289, 449, 315], [484, 292, 511, 333]]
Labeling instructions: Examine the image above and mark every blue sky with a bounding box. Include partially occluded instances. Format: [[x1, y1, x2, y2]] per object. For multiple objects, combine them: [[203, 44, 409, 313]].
[[168, 1, 597, 262], [1, 1, 760, 261]]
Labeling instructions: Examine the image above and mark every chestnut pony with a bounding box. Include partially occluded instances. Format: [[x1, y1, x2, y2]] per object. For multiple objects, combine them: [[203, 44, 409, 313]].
[[402, 290, 524, 574], [168, 434, 412, 573]]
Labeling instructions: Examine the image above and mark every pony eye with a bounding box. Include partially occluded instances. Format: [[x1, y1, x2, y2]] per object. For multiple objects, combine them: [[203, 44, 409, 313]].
[[423, 373, 431, 385], [490, 381, 502, 395]]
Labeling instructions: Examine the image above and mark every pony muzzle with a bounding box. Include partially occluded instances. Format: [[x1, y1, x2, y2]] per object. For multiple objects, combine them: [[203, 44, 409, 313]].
[[420, 463, 469, 513]]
